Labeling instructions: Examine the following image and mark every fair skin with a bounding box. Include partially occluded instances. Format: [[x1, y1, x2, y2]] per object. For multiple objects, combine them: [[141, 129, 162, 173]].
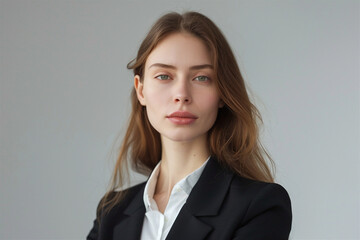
[[134, 32, 223, 213]]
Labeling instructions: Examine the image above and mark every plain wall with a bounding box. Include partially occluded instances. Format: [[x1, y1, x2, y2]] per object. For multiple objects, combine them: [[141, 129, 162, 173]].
[[1, 0, 359, 239]]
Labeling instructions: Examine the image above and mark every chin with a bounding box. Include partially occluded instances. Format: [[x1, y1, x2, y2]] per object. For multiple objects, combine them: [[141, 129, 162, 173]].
[[162, 132, 207, 143]]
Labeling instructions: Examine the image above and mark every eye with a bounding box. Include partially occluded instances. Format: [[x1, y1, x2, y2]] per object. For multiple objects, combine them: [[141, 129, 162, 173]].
[[155, 74, 171, 80], [194, 75, 210, 82]]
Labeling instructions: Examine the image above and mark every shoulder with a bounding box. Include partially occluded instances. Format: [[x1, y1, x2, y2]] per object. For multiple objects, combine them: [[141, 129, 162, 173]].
[[227, 176, 292, 238], [117, 181, 147, 199], [98, 181, 146, 216], [230, 176, 291, 205], [87, 182, 146, 240]]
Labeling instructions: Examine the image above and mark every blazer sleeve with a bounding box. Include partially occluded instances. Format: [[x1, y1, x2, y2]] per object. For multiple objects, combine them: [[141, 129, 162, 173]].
[[87, 217, 99, 240], [232, 183, 292, 240], [86, 199, 102, 240], [87, 192, 110, 240]]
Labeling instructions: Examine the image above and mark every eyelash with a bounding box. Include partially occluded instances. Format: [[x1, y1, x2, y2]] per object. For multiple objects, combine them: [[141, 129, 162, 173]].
[[155, 74, 171, 80], [194, 75, 210, 82], [155, 74, 210, 82]]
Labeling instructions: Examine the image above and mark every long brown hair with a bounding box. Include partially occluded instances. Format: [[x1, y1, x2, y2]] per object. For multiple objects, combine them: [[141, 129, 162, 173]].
[[97, 11, 274, 219]]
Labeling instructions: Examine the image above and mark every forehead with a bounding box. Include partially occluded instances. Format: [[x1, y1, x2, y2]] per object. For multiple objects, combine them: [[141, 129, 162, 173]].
[[145, 32, 212, 69]]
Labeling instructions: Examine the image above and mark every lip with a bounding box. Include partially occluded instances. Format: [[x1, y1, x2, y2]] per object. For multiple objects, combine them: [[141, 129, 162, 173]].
[[166, 111, 198, 125], [167, 111, 198, 118]]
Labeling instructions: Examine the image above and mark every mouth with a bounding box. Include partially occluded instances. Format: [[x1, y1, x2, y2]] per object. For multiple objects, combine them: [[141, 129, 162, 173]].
[[166, 111, 198, 125]]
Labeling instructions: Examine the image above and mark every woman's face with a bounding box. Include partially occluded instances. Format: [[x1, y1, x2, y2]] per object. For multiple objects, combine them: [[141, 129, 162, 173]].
[[135, 32, 223, 143]]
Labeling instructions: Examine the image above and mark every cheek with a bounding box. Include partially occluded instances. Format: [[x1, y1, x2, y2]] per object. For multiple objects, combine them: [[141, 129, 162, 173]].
[[198, 90, 221, 110], [142, 85, 167, 127], [143, 83, 165, 105], [196, 91, 221, 121]]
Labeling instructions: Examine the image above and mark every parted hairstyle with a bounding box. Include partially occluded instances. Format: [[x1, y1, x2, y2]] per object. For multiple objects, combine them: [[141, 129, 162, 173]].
[[97, 11, 274, 219]]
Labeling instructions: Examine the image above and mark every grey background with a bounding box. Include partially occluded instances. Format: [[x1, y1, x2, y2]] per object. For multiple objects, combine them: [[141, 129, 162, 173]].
[[1, 0, 359, 239]]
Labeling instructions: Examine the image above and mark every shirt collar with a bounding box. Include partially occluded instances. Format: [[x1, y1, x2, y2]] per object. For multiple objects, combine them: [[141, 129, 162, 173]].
[[143, 156, 210, 212]]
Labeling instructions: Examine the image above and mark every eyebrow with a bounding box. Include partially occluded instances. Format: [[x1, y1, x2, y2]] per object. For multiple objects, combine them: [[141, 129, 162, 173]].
[[149, 63, 214, 70]]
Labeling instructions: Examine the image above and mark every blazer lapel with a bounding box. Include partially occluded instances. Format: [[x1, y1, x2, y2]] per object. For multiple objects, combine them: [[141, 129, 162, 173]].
[[113, 184, 146, 240], [165, 205, 213, 239], [166, 156, 234, 240]]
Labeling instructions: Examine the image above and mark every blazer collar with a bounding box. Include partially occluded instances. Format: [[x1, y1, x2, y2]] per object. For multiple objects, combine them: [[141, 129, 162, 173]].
[[124, 156, 234, 215], [124, 184, 146, 216], [115, 156, 234, 240], [185, 156, 234, 216], [113, 184, 146, 240], [165, 156, 234, 239]]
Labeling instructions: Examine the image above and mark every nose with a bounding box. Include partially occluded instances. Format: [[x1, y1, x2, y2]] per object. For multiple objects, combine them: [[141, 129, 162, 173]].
[[173, 79, 192, 104], [175, 95, 191, 103]]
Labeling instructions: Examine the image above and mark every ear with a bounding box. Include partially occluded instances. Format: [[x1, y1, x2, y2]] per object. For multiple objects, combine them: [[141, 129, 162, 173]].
[[134, 75, 146, 106], [218, 99, 225, 108]]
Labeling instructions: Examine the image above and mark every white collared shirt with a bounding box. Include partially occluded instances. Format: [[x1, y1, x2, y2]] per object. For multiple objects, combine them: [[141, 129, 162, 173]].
[[140, 157, 210, 240]]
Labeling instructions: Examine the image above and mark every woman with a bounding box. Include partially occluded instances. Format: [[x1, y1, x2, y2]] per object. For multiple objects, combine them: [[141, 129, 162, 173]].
[[87, 11, 292, 240]]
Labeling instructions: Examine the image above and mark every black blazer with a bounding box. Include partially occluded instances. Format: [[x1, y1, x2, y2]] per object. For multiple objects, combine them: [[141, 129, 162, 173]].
[[87, 157, 292, 240]]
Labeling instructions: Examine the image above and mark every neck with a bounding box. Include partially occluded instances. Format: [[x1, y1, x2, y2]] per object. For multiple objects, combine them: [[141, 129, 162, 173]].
[[155, 135, 210, 197]]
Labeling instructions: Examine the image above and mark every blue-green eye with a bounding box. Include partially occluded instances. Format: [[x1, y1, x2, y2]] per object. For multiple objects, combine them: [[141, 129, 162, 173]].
[[156, 75, 170, 80], [194, 76, 209, 82]]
